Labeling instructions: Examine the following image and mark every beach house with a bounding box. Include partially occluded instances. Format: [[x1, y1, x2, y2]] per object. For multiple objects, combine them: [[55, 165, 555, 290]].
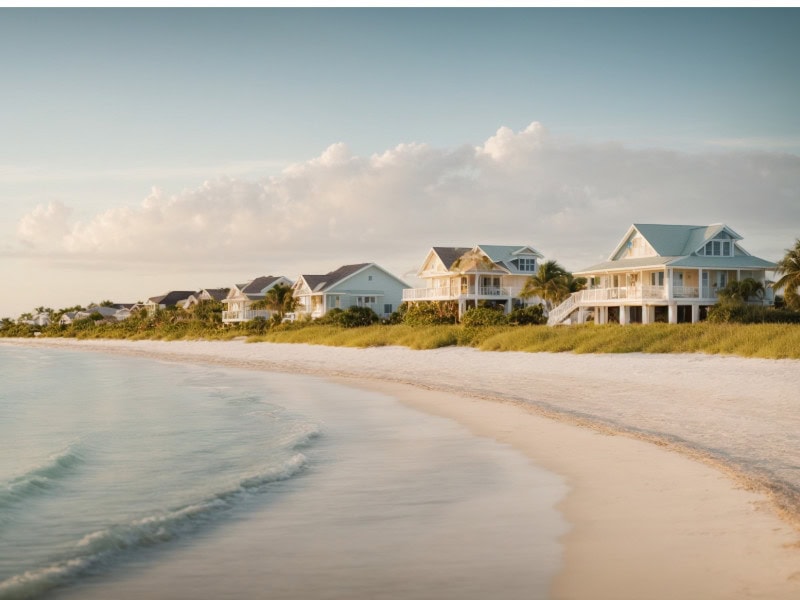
[[402, 245, 545, 318], [145, 291, 196, 315], [291, 263, 408, 320], [222, 276, 293, 323], [183, 288, 230, 309], [547, 223, 777, 325]]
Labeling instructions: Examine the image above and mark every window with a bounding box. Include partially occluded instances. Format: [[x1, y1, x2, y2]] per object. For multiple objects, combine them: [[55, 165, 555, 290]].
[[516, 258, 536, 272], [701, 240, 731, 257], [356, 296, 377, 307], [327, 295, 341, 309], [650, 272, 664, 286], [384, 304, 392, 314], [368, 275, 373, 281]]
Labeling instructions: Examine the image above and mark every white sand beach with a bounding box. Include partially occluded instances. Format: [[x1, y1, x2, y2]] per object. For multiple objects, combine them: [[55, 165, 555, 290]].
[[5, 338, 800, 599]]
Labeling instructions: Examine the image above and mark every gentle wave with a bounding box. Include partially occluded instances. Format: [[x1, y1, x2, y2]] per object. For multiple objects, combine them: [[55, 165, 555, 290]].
[[0, 452, 309, 600], [0, 443, 84, 511]]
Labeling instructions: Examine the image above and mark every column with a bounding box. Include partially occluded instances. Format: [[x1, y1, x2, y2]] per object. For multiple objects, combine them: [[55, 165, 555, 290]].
[[668, 303, 678, 324], [620, 305, 629, 326], [691, 304, 700, 323]]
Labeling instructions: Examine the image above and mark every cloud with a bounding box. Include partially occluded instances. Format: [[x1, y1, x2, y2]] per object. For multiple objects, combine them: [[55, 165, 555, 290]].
[[14, 123, 800, 278], [17, 200, 73, 248]]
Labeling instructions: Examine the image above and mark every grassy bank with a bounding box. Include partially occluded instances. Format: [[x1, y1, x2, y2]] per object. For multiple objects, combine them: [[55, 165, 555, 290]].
[[5, 319, 799, 359], [248, 322, 800, 359]]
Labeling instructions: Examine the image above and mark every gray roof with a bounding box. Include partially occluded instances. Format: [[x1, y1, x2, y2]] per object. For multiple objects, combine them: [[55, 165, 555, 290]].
[[301, 263, 371, 293], [242, 276, 282, 295], [432, 247, 472, 270], [149, 291, 195, 306], [202, 288, 230, 302], [432, 245, 542, 273]]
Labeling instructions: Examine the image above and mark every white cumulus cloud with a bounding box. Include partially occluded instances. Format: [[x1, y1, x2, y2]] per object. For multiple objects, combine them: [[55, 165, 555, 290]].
[[14, 122, 800, 278]]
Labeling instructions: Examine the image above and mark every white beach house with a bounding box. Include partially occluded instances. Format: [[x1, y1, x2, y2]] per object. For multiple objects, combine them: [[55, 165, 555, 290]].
[[548, 223, 777, 325], [222, 276, 293, 323], [402, 245, 545, 318], [291, 263, 408, 320]]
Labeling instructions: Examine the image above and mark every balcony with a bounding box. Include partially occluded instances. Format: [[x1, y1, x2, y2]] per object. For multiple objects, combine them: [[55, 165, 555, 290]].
[[403, 286, 524, 302]]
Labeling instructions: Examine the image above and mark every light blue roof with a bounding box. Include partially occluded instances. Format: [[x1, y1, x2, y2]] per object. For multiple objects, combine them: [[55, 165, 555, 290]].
[[477, 245, 543, 274], [578, 223, 775, 273]]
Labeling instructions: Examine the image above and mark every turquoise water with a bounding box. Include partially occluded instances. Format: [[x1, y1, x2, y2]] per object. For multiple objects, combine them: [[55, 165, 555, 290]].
[[0, 346, 567, 599]]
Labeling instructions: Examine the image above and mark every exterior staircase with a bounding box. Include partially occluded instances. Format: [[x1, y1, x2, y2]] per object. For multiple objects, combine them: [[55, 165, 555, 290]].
[[546, 291, 583, 326]]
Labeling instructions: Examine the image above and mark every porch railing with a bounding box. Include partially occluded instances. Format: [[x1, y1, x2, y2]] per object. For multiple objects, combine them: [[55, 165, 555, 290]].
[[403, 286, 524, 301]]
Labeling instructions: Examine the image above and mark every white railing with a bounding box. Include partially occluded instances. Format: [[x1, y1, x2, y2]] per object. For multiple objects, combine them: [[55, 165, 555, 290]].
[[402, 287, 459, 301], [222, 309, 270, 322], [673, 286, 699, 298], [403, 286, 520, 301], [547, 292, 582, 325]]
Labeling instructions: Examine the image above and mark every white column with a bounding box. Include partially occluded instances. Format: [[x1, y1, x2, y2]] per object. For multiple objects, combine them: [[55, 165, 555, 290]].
[[667, 268, 673, 301], [668, 303, 678, 324], [699, 268, 704, 299], [620, 305, 629, 325], [691, 304, 700, 323]]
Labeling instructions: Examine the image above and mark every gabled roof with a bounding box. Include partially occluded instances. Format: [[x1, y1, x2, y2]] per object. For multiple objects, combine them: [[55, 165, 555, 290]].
[[612, 223, 743, 259], [297, 263, 408, 293], [201, 288, 230, 302], [431, 247, 472, 270], [299, 263, 371, 293], [577, 223, 776, 274], [242, 276, 284, 295], [426, 245, 543, 275], [148, 291, 195, 306]]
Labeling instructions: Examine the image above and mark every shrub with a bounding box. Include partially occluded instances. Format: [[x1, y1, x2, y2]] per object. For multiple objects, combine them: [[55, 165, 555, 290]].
[[461, 306, 508, 327], [402, 301, 458, 326], [507, 304, 547, 325], [707, 300, 800, 324], [315, 306, 379, 328]]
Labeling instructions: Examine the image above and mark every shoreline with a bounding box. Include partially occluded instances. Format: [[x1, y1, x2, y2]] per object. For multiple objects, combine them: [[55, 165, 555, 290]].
[[5, 338, 800, 598]]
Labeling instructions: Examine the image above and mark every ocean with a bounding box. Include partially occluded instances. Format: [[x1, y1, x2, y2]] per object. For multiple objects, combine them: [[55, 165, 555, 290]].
[[0, 345, 568, 600]]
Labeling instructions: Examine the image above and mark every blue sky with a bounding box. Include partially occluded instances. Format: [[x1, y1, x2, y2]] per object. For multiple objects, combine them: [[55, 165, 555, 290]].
[[2, 8, 799, 316]]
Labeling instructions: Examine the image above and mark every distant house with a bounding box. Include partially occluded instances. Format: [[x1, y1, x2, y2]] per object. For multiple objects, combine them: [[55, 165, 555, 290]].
[[23, 312, 52, 327], [291, 263, 408, 320], [402, 245, 545, 318], [222, 276, 293, 323], [145, 291, 195, 315], [548, 223, 777, 325], [183, 288, 230, 309], [59, 305, 133, 324]]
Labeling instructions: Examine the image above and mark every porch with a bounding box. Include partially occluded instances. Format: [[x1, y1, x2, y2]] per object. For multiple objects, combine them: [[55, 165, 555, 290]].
[[402, 285, 523, 302]]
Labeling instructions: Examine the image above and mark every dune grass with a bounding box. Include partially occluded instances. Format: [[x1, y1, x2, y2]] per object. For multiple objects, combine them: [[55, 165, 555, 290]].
[[245, 322, 800, 360], [15, 318, 799, 359]]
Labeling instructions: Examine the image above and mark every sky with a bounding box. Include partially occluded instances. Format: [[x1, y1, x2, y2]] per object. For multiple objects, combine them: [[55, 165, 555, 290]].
[[2, 7, 799, 317]]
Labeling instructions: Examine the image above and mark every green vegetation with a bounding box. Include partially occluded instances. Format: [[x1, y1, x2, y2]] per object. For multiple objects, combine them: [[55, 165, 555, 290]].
[[3, 309, 799, 359], [3, 289, 800, 359], [248, 322, 800, 359], [774, 238, 800, 311], [520, 259, 586, 309]]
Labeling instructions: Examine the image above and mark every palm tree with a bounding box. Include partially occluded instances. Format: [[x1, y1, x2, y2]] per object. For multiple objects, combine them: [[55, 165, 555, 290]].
[[774, 239, 800, 311], [520, 260, 571, 310], [252, 284, 298, 320], [718, 278, 765, 303]]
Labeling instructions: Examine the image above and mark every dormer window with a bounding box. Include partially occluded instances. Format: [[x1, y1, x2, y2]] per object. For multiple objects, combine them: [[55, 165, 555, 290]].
[[699, 240, 732, 257], [516, 258, 537, 272]]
